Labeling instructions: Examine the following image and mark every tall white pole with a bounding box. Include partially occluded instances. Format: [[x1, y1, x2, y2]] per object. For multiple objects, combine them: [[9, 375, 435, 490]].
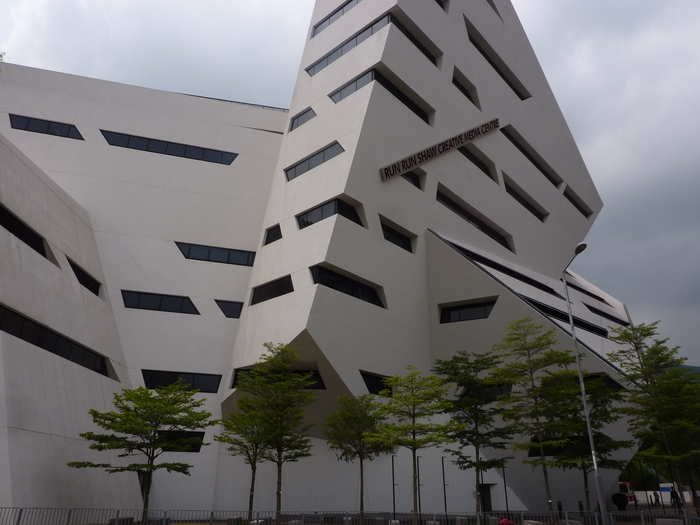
[[562, 245, 608, 525]]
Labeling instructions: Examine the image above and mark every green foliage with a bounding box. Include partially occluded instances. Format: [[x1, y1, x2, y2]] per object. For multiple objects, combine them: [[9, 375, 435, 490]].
[[233, 343, 315, 516], [433, 350, 515, 512], [493, 318, 575, 509], [370, 366, 451, 514], [68, 382, 214, 517], [608, 322, 700, 489], [324, 394, 392, 516]]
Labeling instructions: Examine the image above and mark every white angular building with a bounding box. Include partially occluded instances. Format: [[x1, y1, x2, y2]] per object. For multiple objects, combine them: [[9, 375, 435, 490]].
[[0, 0, 632, 513]]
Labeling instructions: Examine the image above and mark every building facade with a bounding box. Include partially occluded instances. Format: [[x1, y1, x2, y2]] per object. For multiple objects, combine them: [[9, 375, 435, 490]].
[[0, 0, 632, 513]]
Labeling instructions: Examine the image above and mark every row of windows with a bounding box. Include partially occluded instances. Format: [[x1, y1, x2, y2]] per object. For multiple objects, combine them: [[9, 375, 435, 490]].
[[584, 303, 630, 327], [0, 302, 111, 377], [503, 174, 549, 222], [0, 201, 53, 261], [142, 369, 222, 393], [289, 108, 316, 131], [308, 13, 438, 78], [459, 144, 497, 182], [67, 258, 101, 296], [232, 368, 325, 389], [250, 275, 295, 305], [464, 16, 531, 101], [311, 265, 384, 308], [330, 69, 432, 125], [122, 290, 199, 315], [122, 291, 243, 319], [445, 239, 565, 299], [563, 186, 593, 218], [9, 114, 83, 140], [100, 130, 237, 165], [436, 185, 514, 252], [440, 297, 497, 324], [175, 241, 255, 267], [522, 297, 609, 338], [297, 199, 362, 229], [284, 142, 344, 181], [452, 67, 481, 109], [311, 0, 364, 37]]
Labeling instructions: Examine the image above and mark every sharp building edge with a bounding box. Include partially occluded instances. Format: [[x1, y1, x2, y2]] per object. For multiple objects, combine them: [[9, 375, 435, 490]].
[[0, 0, 632, 511]]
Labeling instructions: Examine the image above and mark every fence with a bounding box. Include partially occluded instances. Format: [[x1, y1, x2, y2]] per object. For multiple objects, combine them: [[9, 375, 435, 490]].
[[0, 509, 697, 525]]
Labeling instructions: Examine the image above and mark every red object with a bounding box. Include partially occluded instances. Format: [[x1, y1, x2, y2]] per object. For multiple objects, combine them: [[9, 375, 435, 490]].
[[499, 519, 515, 525]]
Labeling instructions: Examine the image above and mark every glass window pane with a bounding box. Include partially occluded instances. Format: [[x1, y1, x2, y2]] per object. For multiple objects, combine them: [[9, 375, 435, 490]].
[[189, 244, 209, 261], [185, 145, 204, 160], [148, 140, 168, 154], [122, 291, 140, 308], [28, 119, 49, 133], [128, 136, 149, 150], [9, 115, 29, 130], [166, 142, 186, 157], [356, 27, 372, 45], [209, 247, 229, 263], [160, 295, 184, 313], [181, 299, 199, 314], [68, 126, 83, 139], [204, 149, 223, 163], [48, 122, 70, 137], [139, 293, 162, 310]]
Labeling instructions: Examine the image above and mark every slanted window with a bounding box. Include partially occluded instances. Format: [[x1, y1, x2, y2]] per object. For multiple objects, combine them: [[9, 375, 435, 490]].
[[440, 297, 497, 323], [503, 173, 549, 222], [330, 69, 433, 125], [142, 370, 222, 393], [436, 185, 514, 252], [263, 224, 283, 245], [289, 108, 316, 131], [459, 144, 497, 182], [583, 304, 630, 327], [310, 265, 384, 308], [564, 277, 610, 305], [67, 258, 101, 296], [464, 16, 530, 100], [9, 114, 84, 140], [401, 170, 424, 189], [563, 186, 593, 219], [500, 125, 563, 187], [0, 201, 54, 262], [215, 300, 243, 319], [522, 297, 608, 338], [361, 370, 391, 396], [297, 199, 362, 229], [0, 302, 111, 377], [485, 0, 502, 19], [444, 239, 564, 299], [452, 67, 480, 109], [380, 217, 414, 253], [250, 275, 294, 305], [100, 130, 237, 165], [284, 142, 344, 181], [308, 14, 439, 76], [175, 242, 255, 267], [311, 0, 364, 37], [159, 431, 205, 453], [121, 290, 199, 315], [433, 0, 448, 10]]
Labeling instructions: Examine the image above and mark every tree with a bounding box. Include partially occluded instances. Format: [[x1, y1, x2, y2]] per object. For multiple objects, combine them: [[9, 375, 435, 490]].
[[608, 322, 700, 505], [493, 318, 575, 511], [68, 382, 215, 523], [536, 370, 632, 510], [369, 366, 451, 518], [324, 395, 393, 522], [433, 350, 515, 514], [238, 343, 315, 518], [215, 400, 271, 521]]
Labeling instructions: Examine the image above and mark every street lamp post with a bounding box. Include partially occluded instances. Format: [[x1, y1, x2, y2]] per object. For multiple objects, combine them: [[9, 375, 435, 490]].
[[562, 243, 608, 525]]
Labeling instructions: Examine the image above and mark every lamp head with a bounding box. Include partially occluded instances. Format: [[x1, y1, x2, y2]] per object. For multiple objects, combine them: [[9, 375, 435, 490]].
[[575, 243, 587, 255]]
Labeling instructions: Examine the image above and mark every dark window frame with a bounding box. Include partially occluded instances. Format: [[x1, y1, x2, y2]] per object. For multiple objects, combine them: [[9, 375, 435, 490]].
[[159, 431, 206, 453], [121, 290, 200, 315], [215, 299, 244, 319], [297, 198, 363, 229], [0, 302, 112, 378], [250, 275, 294, 305], [503, 173, 549, 222], [500, 125, 563, 188], [522, 297, 609, 338], [310, 264, 385, 308], [563, 186, 593, 219], [311, 0, 364, 37], [263, 224, 283, 245], [284, 142, 345, 181], [142, 369, 222, 393], [289, 108, 317, 131], [9, 114, 84, 140], [175, 241, 255, 267], [583, 303, 630, 327], [459, 144, 497, 182], [440, 297, 497, 323], [100, 130, 237, 165], [452, 67, 481, 109], [67, 257, 102, 296], [360, 370, 391, 396], [0, 201, 53, 261], [380, 217, 414, 253]]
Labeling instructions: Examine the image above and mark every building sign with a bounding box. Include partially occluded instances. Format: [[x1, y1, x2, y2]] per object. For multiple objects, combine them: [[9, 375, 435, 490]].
[[380, 118, 500, 181]]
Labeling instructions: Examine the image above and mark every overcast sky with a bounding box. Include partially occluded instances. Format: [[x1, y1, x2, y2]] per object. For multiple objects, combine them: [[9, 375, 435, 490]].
[[2, 1, 698, 362]]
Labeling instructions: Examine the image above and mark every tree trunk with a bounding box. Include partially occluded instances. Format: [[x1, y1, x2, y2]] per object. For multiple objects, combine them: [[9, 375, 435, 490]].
[[582, 464, 591, 512], [141, 470, 153, 525], [276, 461, 283, 521], [248, 464, 257, 522], [541, 458, 554, 511], [359, 457, 365, 525], [412, 448, 419, 517]]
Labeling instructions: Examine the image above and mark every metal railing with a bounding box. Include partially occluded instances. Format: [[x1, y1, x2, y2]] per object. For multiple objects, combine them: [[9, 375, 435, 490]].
[[0, 509, 696, 525]]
